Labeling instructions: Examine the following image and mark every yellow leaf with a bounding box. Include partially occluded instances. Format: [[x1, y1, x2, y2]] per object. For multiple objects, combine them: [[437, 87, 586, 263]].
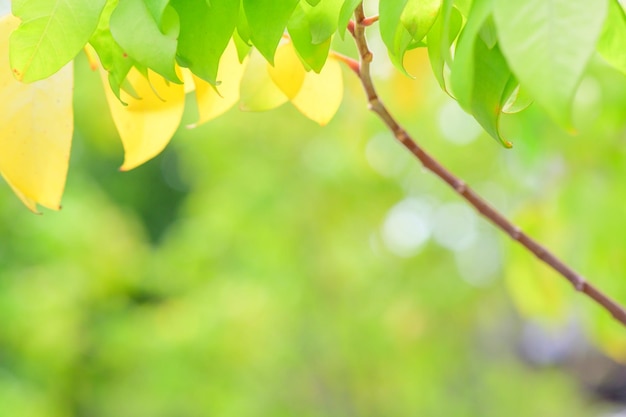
[[190, 41, 247, 127], [291, 57, 343, 126], [0, 15, 74, 212], [239, 49, 288, 112], [267, 42, 305, 99], [102, 67, 185, 171], [181, 68, 195, 94]]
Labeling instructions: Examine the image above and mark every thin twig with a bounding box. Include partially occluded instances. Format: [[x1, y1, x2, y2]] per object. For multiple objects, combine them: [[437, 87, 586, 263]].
[[352, 3, 626, 327], [330, 51, 360, 74], [362, 15, 379, 26]]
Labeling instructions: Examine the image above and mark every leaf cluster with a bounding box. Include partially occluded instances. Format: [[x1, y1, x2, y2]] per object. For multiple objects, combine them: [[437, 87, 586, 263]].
[[0, 0, 625, 212]]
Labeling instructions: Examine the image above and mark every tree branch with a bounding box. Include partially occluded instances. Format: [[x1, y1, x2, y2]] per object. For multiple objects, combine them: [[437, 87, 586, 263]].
[[352, 3, 626, 327]]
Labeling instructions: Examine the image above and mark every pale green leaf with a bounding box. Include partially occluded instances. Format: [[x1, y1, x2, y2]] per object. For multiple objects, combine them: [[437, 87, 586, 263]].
[[10, 0, 106, 82], [401, 0, 442, 43], [598, 0, 626, 76], [144, 0, 170, 25], [493, 0, 608, 128], [110, 0, 180, 82]]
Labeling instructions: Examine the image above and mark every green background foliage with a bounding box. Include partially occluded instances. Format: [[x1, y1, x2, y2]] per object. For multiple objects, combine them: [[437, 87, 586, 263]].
[[3, 0, 626, 414], [1, 44, 626, 414]]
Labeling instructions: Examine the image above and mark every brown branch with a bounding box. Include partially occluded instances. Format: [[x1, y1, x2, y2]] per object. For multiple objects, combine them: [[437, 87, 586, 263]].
[[352, 3, 626, 327]]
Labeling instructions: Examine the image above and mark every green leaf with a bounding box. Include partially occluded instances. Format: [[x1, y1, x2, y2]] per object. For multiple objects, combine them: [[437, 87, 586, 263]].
[[171, 0, 239, 85], [306, 0, 322, 6], [453, 0, 472, 16], [470, 39, 513, 147], [307, 0, 343, 44], [598, 0, 626, 76], [110, 0, 180, 82], [288, 1, 339, 72], [478, 15, 497, 49], [501, 78, 533, 114], [338, 0, 360, 38], [10, 0, 107, 82], [401, 0, 442, 44], [237, 1, 251, 43], [426, 1, 461, 92], [233, 30, 252, 64], [493, 0, 608, 128], [89, 0, 135, 100], [379, 0, 413, 73], [243, 0, 299, 63], [144, 0, 170, 26], [449, 0, 492, 108]]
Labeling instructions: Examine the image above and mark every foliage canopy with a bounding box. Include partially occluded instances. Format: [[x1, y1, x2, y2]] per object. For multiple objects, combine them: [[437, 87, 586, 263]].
[[2, 0, 625, 210]]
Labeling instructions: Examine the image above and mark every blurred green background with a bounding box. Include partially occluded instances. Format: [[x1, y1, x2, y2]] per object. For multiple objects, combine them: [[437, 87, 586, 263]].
[[1, 40, 626, 416]]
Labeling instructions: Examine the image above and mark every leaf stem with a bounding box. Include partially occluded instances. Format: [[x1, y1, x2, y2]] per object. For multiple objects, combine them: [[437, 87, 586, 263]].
[[352, 3, 626, 327], [362, 15, 379, 26], [330, 51, 360, 74]]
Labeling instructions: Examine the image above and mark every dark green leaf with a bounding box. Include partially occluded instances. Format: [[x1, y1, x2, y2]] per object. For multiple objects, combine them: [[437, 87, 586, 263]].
[[243, 0, 299, 63], [171, 0, 239, 85]]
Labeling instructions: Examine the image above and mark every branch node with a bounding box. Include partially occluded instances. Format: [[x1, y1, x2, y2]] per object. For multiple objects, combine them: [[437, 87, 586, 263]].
[[511, 226, 522, 241], [362, 15, 380, 26], [574, 279, 586, 292], [396, 130, 411, 145], [454, 180, 467, 194], [368, 97, 380, 109]]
